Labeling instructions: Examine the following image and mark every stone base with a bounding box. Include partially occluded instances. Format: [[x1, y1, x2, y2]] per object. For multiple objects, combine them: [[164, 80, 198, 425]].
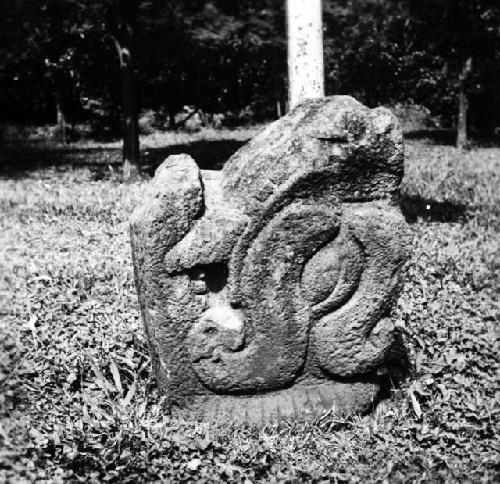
[[172, 381, 381, 425]]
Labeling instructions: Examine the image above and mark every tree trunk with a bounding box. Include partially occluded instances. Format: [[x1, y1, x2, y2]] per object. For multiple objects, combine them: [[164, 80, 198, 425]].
[[169, 110, 176, 130], [286, 0, 325, 109], [113, 0, 140, 180], [120, 51, 139, 179], [55, 95, 67, 145], [456, 57, 472, 149], [199, 110, 206, 127]]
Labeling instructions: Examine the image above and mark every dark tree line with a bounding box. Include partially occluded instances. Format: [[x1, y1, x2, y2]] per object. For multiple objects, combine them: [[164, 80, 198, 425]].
[[1, 0, 499, 167]]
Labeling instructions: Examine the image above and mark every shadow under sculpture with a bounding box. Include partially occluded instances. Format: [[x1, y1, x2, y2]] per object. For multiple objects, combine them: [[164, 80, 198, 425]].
[[130, 96, 412, 423]]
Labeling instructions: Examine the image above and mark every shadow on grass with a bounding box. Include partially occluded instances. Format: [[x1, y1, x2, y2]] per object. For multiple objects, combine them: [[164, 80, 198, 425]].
[[0, 137, 473, 226], [403, 129, 500, 147], [142, 139, 247, 174], [400, 194, 468, 223], [404, 129, 457, 145], [0, 138, 248, 178]]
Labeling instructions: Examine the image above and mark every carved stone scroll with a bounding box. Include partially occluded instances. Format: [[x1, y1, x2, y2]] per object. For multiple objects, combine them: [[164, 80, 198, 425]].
[[130, 96, 412, 423]]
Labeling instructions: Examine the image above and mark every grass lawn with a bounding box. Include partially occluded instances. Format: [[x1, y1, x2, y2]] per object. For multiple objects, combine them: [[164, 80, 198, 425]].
[[0, 134, 499, 482]]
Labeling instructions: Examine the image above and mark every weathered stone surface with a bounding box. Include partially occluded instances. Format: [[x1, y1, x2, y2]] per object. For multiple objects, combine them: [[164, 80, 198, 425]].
[[130, 96, 412, 423]]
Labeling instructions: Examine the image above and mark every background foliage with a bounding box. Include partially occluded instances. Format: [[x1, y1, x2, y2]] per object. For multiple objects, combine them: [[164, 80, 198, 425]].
[[1, 0, 499, 138]]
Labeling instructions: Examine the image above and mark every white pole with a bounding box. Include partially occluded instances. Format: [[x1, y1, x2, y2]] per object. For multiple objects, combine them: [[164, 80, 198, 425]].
[[286, 0, 325, 109]]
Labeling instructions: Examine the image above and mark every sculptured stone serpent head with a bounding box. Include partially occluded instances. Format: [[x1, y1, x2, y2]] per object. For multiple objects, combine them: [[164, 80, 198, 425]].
[[130, 96, 412, 423]]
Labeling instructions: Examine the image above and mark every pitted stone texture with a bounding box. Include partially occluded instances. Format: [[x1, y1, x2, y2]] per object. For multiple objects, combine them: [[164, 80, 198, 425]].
[[174, 381, 381, 425], [130, 96, 412, 422], [222, 95, 403, 216]]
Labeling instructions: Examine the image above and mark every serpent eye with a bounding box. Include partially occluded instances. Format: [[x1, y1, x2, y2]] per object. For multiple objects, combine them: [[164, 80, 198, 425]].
[[301, 234, 363, 317], [188, 267, 208, 294], [188, 263, 229, 295]]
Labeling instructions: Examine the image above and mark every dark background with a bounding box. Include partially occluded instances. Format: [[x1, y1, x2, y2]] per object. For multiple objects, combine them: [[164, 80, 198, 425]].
[[1, 0, 499, 140]]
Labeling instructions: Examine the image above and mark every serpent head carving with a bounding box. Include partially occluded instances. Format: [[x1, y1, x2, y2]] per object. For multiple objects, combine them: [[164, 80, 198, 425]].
[[130, 96, 412, 416]]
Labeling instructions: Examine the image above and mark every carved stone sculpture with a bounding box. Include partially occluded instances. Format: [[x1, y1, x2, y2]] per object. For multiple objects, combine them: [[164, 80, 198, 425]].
[[130, 96, 412, 423]]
